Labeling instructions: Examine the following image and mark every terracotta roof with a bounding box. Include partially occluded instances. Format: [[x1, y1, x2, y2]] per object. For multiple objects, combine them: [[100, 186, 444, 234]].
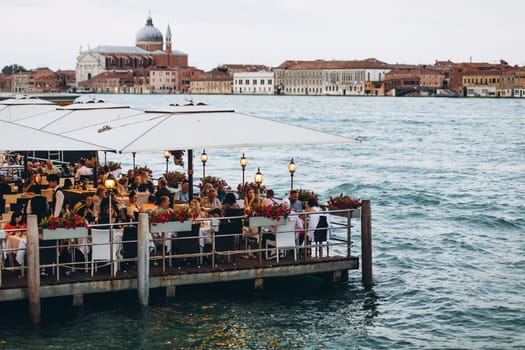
[[276, 58, 390, 70]]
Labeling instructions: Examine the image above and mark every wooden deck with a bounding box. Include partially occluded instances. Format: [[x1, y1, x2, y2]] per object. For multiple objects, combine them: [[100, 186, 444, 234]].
[[0, 254, 358, 301]]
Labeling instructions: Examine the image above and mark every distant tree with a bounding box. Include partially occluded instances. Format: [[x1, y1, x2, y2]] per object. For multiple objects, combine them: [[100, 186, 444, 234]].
[[1, 64, 27, 75]]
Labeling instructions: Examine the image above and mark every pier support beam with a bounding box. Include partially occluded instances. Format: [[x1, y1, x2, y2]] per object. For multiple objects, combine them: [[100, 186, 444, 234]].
[[254, 278, 264, 291], [361, 200, 372, 284], [137, 213, 150, 306], [72, 294, 84, 307], [166, 286, 176, 298], [26, 215, 41, 324]]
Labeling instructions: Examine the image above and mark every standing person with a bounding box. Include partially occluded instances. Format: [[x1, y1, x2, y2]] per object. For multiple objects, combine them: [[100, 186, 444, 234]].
[[47, 174, 66, 217], [126, 191, 140, 221]]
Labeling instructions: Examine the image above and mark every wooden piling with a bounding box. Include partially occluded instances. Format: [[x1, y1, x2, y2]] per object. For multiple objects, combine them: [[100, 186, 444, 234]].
[[254, 278, 264, 291], [26, 215, 41, 324], [137, 213, 150, 306], [72, 294, 83, 306], [360, 200, 372, 284], [166, 286, 176, 298]]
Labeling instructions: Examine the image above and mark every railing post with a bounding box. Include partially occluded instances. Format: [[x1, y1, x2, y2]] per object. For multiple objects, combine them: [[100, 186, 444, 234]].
[[26, 214, 41, 324], [137, 213, 150, 306], [346, 210, 352, 258], [360, 200, 372, 284]]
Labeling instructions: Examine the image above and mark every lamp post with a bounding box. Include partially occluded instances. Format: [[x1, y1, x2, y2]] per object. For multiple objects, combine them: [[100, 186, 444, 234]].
[[164, 150, 171, 175], [288, 157, 296, 193], [104, 178, 116, 275], [254, 166, 264, 205], [240, 153, 247, 192], [200, 149, 208, 179]]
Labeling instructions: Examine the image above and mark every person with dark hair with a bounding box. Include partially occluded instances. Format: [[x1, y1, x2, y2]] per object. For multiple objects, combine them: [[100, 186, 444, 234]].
[[3, 211, 26, 235], [222, 192, 239, 211], [155, 178, 173, 206], [263, 189, 279, 206], [48, 174, 66, 217], [139, 194, 157, 213], [289, 190, 303, 213], [76, 194, 96, 224], [126, 190, 140, 221], [62, 178, 73, 190], [75, 158, 93, 182]]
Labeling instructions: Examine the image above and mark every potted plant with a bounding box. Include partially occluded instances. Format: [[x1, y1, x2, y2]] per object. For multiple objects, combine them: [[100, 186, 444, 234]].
[[248, 203, 291, 227], [41, 212, 89, 240], [200, 175, 228, 190], [149, 205, 197, 233], [237, 182, 267, 199], [164, 171, 186, 188], [327, 194, 361, 218], [297, 189, 318, 203]]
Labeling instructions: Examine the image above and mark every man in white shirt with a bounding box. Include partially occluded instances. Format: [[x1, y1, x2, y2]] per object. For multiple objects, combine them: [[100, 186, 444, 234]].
[[74, 158, 93, 182]]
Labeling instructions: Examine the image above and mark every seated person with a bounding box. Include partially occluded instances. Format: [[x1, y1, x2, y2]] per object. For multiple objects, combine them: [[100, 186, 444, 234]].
[[75, 194, 97, 224], [174, 180, 190, 203], [22, 173, 42, 194], [222, 192, 239, 211], [126, 190, 140, 221], [201, 188, 222, 212], [263, 189, 279, 206], [244, 187, 257, 212], [140, 194, 157, 213], [3, 211, 27, 235], [155, 178, 173, 206]]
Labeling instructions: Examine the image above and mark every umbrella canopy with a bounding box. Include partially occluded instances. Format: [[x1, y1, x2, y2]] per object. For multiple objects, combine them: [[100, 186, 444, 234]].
[[61, 105, 358, 153], [0, 101, 143, 134], [0, 119, 112, 151]]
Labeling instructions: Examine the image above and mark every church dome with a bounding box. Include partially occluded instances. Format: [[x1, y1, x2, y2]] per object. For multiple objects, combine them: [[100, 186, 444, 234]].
[[136, 15, 163, 44]]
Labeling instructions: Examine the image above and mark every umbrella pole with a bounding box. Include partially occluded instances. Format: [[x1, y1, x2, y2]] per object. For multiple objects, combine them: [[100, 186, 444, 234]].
[[187, 149, 193, 200]]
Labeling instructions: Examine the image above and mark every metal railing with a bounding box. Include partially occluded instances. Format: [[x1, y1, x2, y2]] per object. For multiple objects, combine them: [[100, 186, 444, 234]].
[[0, 208, 360, 287]]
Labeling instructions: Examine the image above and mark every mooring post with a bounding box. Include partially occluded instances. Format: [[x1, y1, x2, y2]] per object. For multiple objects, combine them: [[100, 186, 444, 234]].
[[254, 278, 264, 291], [26, 214, 41, 324], [137, 213, 150, 306], [361, 200, 372, 284]]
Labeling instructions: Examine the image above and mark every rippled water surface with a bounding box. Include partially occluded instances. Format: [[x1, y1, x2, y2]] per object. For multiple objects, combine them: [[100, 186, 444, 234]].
[[1, 95, 524, 349]]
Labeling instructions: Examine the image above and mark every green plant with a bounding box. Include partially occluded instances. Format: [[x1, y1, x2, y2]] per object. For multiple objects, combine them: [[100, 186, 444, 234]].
[[327, 194, 361, 209], [164, 171, 186, 186]]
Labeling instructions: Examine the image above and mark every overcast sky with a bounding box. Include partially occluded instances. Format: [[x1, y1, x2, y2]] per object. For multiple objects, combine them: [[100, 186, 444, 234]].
[[2, 0, 524, 71]]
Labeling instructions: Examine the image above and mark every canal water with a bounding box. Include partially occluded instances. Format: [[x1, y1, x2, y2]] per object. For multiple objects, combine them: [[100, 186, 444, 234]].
[[1, 95, 524, 349]]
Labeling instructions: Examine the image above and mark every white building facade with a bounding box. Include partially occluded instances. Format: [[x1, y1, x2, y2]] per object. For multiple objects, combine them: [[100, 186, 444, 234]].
[[233, 71, 274, 94], [274, 59, 391, 96]]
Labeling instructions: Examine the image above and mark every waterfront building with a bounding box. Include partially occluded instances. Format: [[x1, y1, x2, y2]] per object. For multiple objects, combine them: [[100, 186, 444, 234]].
[[189, 67, 232, 94], [7, 67, 76, 93], [75, 14, 199, 93], [384, 66, 444, 96], [274, 58, 391, 96], [233, 71, 274, 95], [150, 68, 178, 94], [189, 65, 267, 95], [462, 70, 504, 97], [513, 69, 525, 97]]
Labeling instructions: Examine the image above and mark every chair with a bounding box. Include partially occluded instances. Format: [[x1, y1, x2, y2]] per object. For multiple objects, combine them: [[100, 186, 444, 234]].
[[266, 219, 297, 263], [175, 224, 201, 264], [215, 210, 243, 263], [29, 196, 49, 224], [3, 194, 19, 213], [91, 229, 119, 276]]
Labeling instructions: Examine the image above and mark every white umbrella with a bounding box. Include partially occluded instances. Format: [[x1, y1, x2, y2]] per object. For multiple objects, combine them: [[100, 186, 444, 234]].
[[61, 105, 358, 153], [0, 119, 113, 151]]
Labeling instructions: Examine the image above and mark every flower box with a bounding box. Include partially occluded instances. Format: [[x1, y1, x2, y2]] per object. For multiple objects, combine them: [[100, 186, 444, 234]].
[[150, 220, 192, 233], [249, 216, 287, 227], [329, 208, 361, 219], [42, 227, 89, 240]]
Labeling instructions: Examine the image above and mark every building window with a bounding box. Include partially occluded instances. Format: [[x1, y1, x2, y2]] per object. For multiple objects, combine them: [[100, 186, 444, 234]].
[[260, 79, 265, 85], [268, 79, 272, 85], [245, 79, 249, 84], [253, 79, 257, 85]]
